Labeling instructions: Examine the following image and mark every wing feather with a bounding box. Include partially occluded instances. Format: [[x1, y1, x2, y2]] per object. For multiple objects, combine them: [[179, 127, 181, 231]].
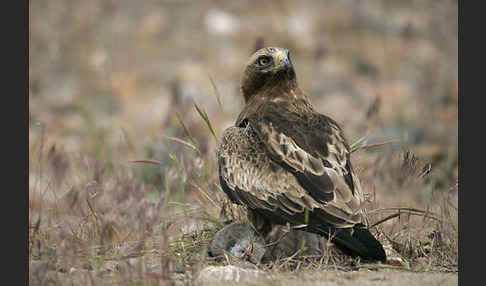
[[244, 104, 363, 216], [217, 125, 363, 228]]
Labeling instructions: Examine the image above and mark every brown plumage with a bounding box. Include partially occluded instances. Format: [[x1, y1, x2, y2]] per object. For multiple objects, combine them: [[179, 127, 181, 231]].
[[217, 47, 386, 262]]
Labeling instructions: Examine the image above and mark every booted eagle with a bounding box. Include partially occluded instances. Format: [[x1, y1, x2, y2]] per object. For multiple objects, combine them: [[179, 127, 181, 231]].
[[217, 47, 386, 262]]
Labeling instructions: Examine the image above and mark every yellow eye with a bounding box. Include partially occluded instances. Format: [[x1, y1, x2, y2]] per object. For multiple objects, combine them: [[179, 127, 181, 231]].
[[257, 56, 270, 66]]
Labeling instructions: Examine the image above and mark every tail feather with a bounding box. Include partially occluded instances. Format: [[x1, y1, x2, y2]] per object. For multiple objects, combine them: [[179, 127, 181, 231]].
[[309, 223, 387, 262]]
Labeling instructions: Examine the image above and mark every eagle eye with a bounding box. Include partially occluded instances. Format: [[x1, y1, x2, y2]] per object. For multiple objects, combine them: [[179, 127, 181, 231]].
[[257, 56, 271, 67]]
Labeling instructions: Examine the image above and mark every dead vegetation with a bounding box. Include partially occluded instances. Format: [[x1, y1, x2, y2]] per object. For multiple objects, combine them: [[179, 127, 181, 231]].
[[28, 106, 458, 285]]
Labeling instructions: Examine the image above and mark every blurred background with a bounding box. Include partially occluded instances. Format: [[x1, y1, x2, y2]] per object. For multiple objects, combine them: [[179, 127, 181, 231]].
[[29, 0, 458, 236]]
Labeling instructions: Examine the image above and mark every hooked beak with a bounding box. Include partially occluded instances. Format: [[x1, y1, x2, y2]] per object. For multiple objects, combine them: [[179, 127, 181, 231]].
[[264, 49, 292, 73], [276, 49, 291, 69]]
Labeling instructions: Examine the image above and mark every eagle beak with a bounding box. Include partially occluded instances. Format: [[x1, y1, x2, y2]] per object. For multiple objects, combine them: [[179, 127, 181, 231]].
[[262, 49, 292, 74], [276, 49, 291, 70]]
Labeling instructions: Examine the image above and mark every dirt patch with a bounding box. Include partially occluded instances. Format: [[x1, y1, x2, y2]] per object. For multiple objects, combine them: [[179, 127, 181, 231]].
[[205, 269, 458, 286]]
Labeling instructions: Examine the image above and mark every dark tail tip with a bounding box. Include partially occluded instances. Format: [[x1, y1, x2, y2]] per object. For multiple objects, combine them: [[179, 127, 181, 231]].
[[350, 224, 387, 262], [317, 224, 387, 262]]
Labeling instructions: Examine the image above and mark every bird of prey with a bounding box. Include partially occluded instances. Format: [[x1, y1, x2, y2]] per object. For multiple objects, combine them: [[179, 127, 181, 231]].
[[216, 47, 386, 262]]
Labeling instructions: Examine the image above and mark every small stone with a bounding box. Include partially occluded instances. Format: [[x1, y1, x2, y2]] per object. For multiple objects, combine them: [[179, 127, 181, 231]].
[[210, 221, 266, 264], [173, 263, 185, 274], [195, 265, 267, 285], [29, 261, 50, 282], [262, 225, 323, 262]]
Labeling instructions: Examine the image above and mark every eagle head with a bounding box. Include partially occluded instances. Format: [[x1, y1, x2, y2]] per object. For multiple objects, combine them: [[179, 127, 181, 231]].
[[240, 47, 297, 103]]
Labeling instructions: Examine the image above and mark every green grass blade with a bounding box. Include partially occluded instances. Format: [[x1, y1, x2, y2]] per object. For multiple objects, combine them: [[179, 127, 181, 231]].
[[360, 139, 400, 151], [175, 112, 201, 155], [350, 135, 399, 153], [350, 134, 368, 153], [167, 148, 187, 202], [193, 101, 218, 141], [164, 136, 199, 152], [208, 73, 223, 112], [167, 148, 180, 171]]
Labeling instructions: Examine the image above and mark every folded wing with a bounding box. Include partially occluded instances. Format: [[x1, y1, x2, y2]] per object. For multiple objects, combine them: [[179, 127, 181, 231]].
[[217, 111, 364, 229]]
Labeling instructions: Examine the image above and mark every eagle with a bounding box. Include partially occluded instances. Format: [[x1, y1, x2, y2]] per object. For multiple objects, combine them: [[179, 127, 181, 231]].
[[216, 47, 386, 262]]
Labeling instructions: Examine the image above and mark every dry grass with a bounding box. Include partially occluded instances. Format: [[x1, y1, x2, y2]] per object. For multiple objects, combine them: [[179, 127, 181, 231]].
[[28, 105, 457, 285]]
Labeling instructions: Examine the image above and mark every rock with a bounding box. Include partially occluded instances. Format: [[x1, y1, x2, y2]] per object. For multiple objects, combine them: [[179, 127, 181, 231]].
[[173, 263, 185, 274], [29, 261, 51, 284], [210, 221, 326, 264], [210, 221, 266, 264], [195, 265, 267, 285], [263, 225, 323, 262]]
